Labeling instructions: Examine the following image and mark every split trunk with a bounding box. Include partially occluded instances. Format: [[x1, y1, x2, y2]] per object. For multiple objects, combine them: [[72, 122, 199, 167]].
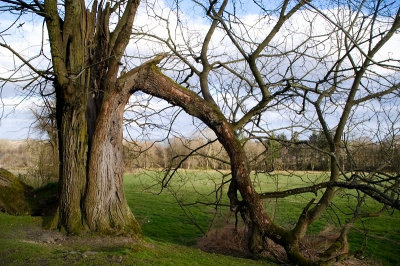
[[45, 0, 141, 235]]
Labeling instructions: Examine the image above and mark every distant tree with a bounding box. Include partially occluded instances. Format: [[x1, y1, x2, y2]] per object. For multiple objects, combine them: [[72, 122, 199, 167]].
[[307, 131, 330, 170]]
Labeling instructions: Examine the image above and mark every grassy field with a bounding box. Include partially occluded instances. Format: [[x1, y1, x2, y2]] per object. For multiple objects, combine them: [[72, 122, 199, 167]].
[[124, 170, 400, 265], [1, 170, 399, 265]]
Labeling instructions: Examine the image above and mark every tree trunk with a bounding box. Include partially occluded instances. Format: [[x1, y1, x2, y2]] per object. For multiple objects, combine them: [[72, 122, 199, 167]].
[[45, 0, 141, 236], [53, 83, 140, 236], [85, 89, 140, 234], [215, 120, 296, 257], [56, 97, 89, 233]]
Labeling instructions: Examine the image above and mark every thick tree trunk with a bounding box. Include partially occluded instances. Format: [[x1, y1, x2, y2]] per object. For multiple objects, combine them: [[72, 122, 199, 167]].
[[85, 89, 140, 234], [45, 0, 141, 236], [53, 86, 140, 235], [52, 83, 140, 236], [55, 89, 89, 233]]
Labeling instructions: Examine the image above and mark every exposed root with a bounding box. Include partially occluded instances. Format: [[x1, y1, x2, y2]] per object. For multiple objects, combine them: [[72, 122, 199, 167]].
[[197, 224, 373, 265]]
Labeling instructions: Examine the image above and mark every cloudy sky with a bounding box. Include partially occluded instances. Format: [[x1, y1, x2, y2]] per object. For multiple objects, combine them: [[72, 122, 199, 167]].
[[1, 0, 399, 140], [0, 0, 270, 140]]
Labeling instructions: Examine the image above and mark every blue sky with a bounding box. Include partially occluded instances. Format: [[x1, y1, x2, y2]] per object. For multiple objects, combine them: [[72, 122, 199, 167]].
[[1, 0, 399, 140]]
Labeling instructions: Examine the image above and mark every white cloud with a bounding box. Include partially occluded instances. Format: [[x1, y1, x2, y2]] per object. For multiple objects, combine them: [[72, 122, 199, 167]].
[[0, 1, 399, 141], [0, 96, 42, 139]]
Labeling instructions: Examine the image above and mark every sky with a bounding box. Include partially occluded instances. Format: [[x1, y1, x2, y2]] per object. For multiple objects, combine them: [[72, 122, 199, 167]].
[[0, 8, 49, 139], [0, 0, 399, 140], [0, 94, 42, 139]]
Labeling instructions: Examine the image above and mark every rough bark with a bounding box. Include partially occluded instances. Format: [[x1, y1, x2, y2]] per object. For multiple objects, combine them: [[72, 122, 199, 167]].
[[56, 96, 89, 233], [85, 88, 140, 234]]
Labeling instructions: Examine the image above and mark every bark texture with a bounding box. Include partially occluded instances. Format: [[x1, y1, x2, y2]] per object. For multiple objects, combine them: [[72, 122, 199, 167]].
[[85, 89, 138, 233]]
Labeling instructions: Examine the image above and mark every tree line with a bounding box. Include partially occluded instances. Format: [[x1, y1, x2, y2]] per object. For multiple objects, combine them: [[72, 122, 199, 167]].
[[125, 133, 400, 173], [3, 131, 398, 182]]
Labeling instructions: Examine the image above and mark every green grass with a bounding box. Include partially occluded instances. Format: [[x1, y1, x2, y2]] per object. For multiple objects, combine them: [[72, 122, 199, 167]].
[[124, 170, 400, 265], [0, 212, 266, 265], [124, 171, 227, 245], [1, 170, 399, 265]]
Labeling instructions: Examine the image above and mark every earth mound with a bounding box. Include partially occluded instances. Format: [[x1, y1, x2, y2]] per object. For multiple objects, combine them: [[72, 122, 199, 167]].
[[0, 168, 33, 215]]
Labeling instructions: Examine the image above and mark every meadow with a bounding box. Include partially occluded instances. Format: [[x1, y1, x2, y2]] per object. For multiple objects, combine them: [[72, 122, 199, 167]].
[[125, 170, 400, 265], [0, 170, 399, 265]]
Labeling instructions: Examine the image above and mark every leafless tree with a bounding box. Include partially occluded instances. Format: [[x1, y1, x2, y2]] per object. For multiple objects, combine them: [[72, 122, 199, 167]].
[[127, 0, 400, 263], [0, 0, 149, 235]]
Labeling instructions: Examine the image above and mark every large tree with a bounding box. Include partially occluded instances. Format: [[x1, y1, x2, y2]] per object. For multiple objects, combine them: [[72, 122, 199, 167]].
[[0, 0, 145, 234]]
